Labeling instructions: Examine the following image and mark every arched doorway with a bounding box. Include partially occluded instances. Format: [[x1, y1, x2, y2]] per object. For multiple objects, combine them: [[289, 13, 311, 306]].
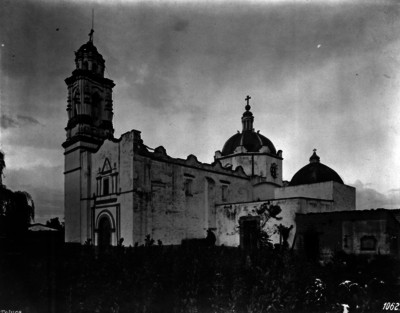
[[98, 215, 112, 249]]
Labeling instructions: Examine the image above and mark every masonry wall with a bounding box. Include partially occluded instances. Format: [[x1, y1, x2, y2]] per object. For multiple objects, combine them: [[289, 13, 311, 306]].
[[332, 182, 356, 211], [296, 210, 400, 258], [275, 181, 335, 200], [215, 197, 334, 248], [218, 154, 282, 186], [64, 140, 99, 243], [89, 131, 137, 246], [132, 153, 253, 245], [82, 130, 254, 247], [252, 182, 276, 200], [275, 182, 356, 212]]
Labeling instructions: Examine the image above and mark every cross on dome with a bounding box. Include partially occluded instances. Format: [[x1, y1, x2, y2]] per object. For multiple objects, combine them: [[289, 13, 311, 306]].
[[245, 95, 251, 111]]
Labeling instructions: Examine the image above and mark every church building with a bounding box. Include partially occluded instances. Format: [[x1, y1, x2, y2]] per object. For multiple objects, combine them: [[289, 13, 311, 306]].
[[63, 34, 356, 249]]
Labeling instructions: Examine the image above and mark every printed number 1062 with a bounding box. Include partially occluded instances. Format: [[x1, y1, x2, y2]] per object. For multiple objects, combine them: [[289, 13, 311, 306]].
[[383, 303, 400, 311]]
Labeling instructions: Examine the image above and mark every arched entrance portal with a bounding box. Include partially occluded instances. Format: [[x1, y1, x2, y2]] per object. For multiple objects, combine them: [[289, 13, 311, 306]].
[[98, 215, 112, 249]]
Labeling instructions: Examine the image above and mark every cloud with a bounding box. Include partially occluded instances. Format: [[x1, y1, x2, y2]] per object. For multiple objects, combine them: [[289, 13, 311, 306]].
[[352, 180, 400, 210], [0, 114, 42, 130], [0, 115, 19, 129], [16, 114, 41, 126], [173, 18, 189, 32]]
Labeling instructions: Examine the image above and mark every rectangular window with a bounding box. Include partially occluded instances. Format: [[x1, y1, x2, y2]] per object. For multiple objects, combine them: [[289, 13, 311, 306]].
[[184, 179, 192, 196], [343, 235, 349, 248], [360, 236, 377, 251], [221, 185, 228, 202], [103, 177, 109, 195]]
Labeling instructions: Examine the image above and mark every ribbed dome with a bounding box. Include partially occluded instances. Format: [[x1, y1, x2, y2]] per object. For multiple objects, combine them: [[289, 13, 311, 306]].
[[221, 131, 277, 156], [289, 150, 343, 186]]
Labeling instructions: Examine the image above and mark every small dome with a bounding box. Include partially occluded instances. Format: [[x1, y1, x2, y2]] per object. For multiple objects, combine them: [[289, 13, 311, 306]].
[[221, 131, 277, 156], [74, 39, 105, 74], [289, 150, 343, 186], [77, 41, 99, 54]]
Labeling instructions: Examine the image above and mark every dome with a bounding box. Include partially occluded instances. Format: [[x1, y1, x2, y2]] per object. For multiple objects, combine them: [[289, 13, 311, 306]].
[[73, 35, 105, 75], [220, 97, 277, 156], [289, 150, 343, 186], [221, 131, 277, 156], [77, 41, 99, 54]]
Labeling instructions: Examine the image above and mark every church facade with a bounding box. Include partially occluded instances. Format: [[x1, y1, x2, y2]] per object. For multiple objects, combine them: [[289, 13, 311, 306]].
[[63, 35, 356, 248]]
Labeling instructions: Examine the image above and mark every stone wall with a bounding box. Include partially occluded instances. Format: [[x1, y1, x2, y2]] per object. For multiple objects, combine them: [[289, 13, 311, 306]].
[[216, 197, 334, 248], [275, 181, 356, 212], [131, 147, 253, 246]]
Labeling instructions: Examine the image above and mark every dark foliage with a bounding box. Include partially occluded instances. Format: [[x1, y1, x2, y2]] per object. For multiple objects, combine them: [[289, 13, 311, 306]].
[[0, 151, 35, 236], [0, 187, 35, 236], [46, 217, 65, 232], [0, 242, 399, 313]]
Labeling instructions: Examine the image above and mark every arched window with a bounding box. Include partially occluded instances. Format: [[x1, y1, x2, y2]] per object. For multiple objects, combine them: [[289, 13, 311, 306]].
[[83, 61, 88, 70], [92, 63, 98, 73]]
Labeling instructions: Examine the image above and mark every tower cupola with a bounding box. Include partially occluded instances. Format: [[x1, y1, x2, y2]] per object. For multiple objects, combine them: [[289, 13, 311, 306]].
[[74, 31, 105, 76]]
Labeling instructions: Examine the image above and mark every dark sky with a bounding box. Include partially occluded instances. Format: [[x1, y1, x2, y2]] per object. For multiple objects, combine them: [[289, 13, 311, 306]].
[[1, 0, 400, 222]]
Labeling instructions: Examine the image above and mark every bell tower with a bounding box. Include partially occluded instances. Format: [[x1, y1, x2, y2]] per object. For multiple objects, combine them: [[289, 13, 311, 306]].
[[63, 29, 115, 243], [63, 30, 115, 149]]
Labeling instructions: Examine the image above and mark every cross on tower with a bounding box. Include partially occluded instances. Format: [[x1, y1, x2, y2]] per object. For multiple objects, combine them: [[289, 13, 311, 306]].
[[88, 9, 95, 42], [88, 29, 94, 42], [245, 95, 251, 106], [313, 148, 317, 153]]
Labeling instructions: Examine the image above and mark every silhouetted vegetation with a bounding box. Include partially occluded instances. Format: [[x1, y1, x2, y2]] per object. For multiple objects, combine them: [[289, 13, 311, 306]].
[[0, 151, 35, 237], [0, 242, 398, 313], [45, 217, 65, 232]]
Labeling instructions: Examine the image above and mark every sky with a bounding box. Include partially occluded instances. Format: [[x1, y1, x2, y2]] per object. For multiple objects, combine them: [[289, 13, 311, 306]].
[[1, 0, 400, 222]]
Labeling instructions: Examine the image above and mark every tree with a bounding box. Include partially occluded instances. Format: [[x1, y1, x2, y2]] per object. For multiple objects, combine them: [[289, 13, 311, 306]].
[[0, 150, 5, 187], [45, 217, 64, 231], [0, 151, 35, 236], [1, 190, 35, 235]]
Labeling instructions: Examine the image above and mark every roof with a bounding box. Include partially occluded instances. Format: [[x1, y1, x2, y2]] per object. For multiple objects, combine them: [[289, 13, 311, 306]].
[[289, 151, 343, 186], [296, 208, 400, 225], [28, 223, 58, 232]]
